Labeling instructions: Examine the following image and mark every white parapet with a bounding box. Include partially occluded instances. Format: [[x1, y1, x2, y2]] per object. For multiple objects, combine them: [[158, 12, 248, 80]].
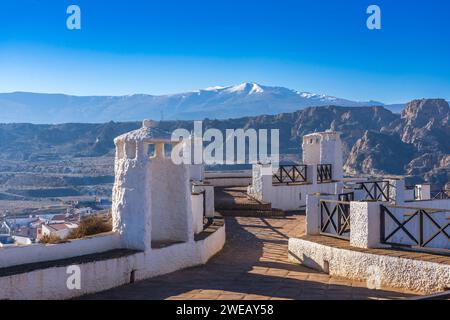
[[191, 193, 204, 235], [192, 183, 215, 217], [289, 237, 450, 294]]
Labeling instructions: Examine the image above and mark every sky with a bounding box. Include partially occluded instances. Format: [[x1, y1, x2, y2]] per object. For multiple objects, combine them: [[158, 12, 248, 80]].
[[0, 0, 449, 103]]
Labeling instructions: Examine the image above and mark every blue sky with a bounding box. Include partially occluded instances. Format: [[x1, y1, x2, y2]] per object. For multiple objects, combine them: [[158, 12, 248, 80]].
[[0, 0, 449, 103]]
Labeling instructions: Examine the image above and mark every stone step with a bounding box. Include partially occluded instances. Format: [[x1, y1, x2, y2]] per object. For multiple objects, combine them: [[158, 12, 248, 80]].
[[216, 209, 285, 217], [214, 186, 271, 211], [214, 186, 281, 216]]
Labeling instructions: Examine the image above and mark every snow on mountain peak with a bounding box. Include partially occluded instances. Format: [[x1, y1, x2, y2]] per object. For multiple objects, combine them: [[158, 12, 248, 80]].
[[224, 82, 264, 95], [249, 83, 264, 94], [298, 91, 337, 101], [204, 86, 226, 91]]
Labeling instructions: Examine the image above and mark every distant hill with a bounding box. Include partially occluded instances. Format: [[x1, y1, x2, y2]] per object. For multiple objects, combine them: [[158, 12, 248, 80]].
[[0, 83, 392, 123], [0, 99, 448, 189]]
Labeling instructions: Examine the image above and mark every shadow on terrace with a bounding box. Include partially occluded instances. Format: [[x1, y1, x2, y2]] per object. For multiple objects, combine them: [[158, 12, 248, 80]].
[[81, 214, 416, 300]]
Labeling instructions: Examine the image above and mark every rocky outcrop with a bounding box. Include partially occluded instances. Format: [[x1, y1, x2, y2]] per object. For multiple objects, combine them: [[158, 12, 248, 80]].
[[344, 131, 415, 175], [0, 100, 448, 189], [398, 99, 449, 152], [348, 99, 449, 187]]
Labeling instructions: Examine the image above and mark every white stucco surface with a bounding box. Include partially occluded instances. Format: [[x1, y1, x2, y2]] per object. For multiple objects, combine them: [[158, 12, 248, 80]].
[[288, 237, 450, 294], [269, 183, 338, 211], [0, 223, 225, 300], [204, 170, 252, 187], [191, 193, 204, 235], [149, 158, 192, 243], [350, 201, 384, 249], [0, 233, 121, 269], [192, 183, 215, 217]]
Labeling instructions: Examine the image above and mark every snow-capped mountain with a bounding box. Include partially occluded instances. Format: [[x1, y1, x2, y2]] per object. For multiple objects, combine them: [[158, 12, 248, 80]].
[[0, 82, 386, 123]]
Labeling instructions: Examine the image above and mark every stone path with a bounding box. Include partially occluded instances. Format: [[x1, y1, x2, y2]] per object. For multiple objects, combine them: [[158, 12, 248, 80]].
[[84, 214, 417, 300]]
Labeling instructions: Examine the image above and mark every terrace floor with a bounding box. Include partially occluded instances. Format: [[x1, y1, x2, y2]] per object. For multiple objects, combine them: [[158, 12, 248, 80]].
[[83, 214, 417, 300]]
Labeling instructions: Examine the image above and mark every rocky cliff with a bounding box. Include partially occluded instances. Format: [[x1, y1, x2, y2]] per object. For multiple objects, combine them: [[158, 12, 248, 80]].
[[345, 99, 449, 187], [0, 100, 448, 189]]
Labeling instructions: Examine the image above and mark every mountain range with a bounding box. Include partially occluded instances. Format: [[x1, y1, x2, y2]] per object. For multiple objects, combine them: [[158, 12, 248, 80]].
[[0, 98, 448, 191], [0, 83, 403, 124]]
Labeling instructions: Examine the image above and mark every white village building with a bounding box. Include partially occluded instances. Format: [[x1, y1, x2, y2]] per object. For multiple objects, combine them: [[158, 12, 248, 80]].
[[40, 223, 79, 240]]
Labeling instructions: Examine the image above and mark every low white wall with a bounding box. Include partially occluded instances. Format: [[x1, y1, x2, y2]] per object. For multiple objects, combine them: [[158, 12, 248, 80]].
[[270, 182, 338, 211], [0, 233, 121, 269], [136, 223, 226, 280], [205, 170, 252, 178], [0, 251, 141, 300], [0, 224, 226, 300], [204, 170, 252, 187], [192, 184, 215, 217], [204, 185, 215, 217], [191, 193, 204, 235], [204, 177, 252, 187], [289, 237, 450, 294]]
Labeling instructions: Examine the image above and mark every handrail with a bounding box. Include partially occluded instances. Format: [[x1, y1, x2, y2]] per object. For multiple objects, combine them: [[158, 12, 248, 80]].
[[383, 204, 447, 213], [272, 164, 307, 184], [355, 180, 391, 202], [317, 164, 332, 183], [380, 204, 450, 254], [320, 199, 351, 240]]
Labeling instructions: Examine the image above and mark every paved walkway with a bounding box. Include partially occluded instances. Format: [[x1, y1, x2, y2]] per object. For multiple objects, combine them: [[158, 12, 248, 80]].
[[84, 214, 416, 300]]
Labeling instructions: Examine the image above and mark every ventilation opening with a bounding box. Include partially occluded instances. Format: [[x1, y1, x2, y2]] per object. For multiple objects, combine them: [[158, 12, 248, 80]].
[[323, 260, 330, 274], [116, 141, 125, 159], [147, 143, 156, 158], [164, 143, 173, 157], [125, 141, 137, 159], [130, 270, 136, 284]]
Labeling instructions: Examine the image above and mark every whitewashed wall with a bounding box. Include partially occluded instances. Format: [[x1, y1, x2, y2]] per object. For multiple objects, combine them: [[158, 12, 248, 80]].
[[204, 170, 252, 187], [0, 233, 121, 269], [289, 237, 450, 294], [192, 183, 215, 217], [191, 193, 204, 235], [0, 223, 226, 300], [270, 183, 338, 211]]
